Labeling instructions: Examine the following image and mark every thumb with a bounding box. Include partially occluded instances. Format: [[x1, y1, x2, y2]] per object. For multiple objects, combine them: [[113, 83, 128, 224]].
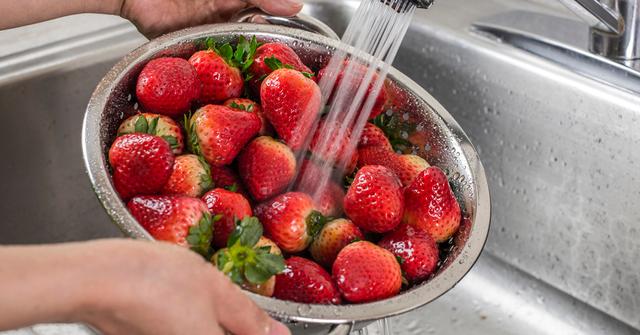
[[246, 0, 303, 17]]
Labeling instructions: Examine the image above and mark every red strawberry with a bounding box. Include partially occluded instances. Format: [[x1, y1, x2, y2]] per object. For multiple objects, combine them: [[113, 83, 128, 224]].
[[135, 57, 200, 117], [358, 146, 430, 186], [189, 49, 243, 103], [209, 165, 250, 198], [237, 136, 296, 202], [127, 195, 213, 255], [261, 68, 322, 151], [296, 159, 344, 217], [309, 119, 358, 172], [202, 188, 252, 248], [248, 42, 313, 92], [343, 165, 404, 233], [310, 218, 363, 268], [318, 60, 388, 120], [404, 167, 461, 242], [117, 113, 184, 154], [274, 256, 341, 304], [224, 98, 273, 136], [332, 241, 402, 303], [359, 122, 392, 151], [162, 154, 212, 198], [378, 224, 439, 283], [108, 133, 174, 200], [186, 104, 260, 166], [255, 192, 325, 253]]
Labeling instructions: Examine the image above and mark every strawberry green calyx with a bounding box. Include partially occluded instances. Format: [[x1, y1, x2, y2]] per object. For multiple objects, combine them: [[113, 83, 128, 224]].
[[204, 35, 258, 72], [306, 210, 328, 239], [224, 183, 239, 193], [229, 101, 255, 112], [264, 56, 314, 79], [186, 212, 220, 257], [371, 113, 416, 153], [215, 217, 285, 285], [183, 113, 202, 156], [197, 155, 214, 191], [119, 115, 180, 151]]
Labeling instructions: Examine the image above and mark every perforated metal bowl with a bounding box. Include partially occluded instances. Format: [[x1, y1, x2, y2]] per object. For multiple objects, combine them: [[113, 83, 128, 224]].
[[82, 22, 490, 335]]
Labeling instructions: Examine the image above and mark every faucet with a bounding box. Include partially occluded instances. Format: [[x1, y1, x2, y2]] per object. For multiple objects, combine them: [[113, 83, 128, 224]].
[[559, 0, 639, 67]]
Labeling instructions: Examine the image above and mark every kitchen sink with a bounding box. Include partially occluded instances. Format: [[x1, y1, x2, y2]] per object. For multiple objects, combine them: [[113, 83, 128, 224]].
[[0, 0, 638, 334]]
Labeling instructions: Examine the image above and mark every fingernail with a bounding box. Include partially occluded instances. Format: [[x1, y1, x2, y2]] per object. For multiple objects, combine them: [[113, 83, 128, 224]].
[[268, 319, 291, 335]]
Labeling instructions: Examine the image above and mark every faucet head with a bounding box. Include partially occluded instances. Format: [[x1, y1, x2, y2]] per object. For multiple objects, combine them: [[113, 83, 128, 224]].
[[408, 0, 435, 8]]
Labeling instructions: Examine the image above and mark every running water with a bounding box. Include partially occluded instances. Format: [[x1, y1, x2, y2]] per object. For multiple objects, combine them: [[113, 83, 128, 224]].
[[293, 0, 417, 204]]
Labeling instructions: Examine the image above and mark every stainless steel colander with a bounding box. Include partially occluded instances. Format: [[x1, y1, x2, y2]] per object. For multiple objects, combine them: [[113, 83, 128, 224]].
[[82, 18, 490, 335]]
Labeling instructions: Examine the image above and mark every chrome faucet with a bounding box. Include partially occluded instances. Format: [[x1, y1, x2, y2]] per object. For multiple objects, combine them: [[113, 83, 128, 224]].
[[560, 0, 639, 67]]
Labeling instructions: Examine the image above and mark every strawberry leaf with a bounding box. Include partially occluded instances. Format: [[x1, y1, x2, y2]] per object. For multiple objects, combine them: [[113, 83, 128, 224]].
[[183, 113, 202, 156], [301, 71, 314, 79], [197, 155, 213, 191], [161, 135, 179, 150], [244, 262, 272, 284], [371, 113, 416, 153], [306, 210, 327, 239], [227, 216, 262, 248], [134, 115, 148, 133], [229, 101, 246, 111], [224, 183, 239, 193], [255, 252, 285, 274], [216, 43, 235, 65], [204, 37, 216, 51], [186, 212, 213, 257], [264, 56, 284, 71], [147, 117, 159, 135]]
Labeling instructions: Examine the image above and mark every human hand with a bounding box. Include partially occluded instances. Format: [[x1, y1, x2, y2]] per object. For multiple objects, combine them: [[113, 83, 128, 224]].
[[117, 0, 303, 38], [77, 239, 290, 335]]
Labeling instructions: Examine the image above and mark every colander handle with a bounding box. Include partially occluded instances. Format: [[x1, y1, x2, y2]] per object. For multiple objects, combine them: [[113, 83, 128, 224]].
[[327, 323, 353, 335], [232, 8, 340, 40]]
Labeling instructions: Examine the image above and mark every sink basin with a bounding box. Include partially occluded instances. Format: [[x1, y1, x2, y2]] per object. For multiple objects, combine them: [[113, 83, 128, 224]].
[[0, 0, 638, 334]]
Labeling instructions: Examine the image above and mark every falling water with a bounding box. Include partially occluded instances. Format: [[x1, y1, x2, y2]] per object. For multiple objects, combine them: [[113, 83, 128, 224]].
[[293, 0, 417, 202], [291, 2, 418, 333]]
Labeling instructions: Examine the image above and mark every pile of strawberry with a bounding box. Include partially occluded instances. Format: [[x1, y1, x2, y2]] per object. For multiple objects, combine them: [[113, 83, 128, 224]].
[[107, 36, 462, 304]]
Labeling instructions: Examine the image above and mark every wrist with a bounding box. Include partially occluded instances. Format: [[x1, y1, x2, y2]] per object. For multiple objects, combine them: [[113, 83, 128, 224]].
[[82, 0, 123, 16]]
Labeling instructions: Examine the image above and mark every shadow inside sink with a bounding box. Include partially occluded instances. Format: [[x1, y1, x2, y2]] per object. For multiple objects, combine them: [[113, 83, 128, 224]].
[[0, 61, 123, 243]]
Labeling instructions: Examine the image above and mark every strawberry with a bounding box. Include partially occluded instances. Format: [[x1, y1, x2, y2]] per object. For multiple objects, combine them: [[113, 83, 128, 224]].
[[237, 136, 296, 202], [254, 192, 326, 253], [189, 50, 242, 103], [261, 68, 322, 151], [127, 195, 214, 256], [202, 188, 252, 248], [248, 42, 313, 92], [209, 165, 250, 198], [135, 57, 200, 117], [273, 256, 341, 304], [343, 165, 404, 233], [358, 146, 430, 186], [162, 154, 212, 198], [403, 166, 461, 242], [108, 133, 174, 200], [310, 218, 363, 268], [332, 241, 402, 303], [185, 104, 261, 166], [224, 98, 273, 136], [394, 154, 430, 186], [318, 60, 388, 121], [378, 224, 439, 283], [359, 122, 392, 151], [213, 217, 285, 297], [309, 119, 358, 172], [295, 159, 344, 217], [117, 113, 184, 154]]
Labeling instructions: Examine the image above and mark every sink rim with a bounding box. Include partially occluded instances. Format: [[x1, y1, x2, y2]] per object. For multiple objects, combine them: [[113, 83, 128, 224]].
[[82, 22, 491, 324]]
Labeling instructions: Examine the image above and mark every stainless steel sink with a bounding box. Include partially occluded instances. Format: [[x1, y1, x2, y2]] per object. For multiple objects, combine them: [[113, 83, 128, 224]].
[[1, 0, 638, 334]]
